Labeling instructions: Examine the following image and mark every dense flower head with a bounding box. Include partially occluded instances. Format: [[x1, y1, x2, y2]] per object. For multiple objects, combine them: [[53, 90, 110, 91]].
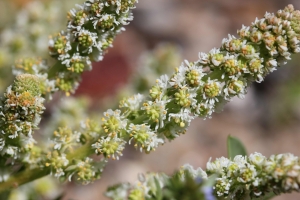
[[101, 109, 127, 137], [45, 150, 69, 178], [66, 157, 104, 184], [0, 74, 45, 159], [81, 118, 102, 138], [128, 124, 164, 152], [52, 127, 81, 152], [206, 153, 300, 199], [48, 0, 138, 95], [92, 136, 125, 160], [12, 58, 56, 97], [0, 0, 79, 95]]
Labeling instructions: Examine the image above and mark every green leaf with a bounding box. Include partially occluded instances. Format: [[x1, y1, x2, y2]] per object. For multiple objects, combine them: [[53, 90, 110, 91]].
[[48, 61, 65, 78], [0, 190, 11, 200], [203, 174, 218, 187], [153, 177, 163, 200], [227, 135, 247, 159]]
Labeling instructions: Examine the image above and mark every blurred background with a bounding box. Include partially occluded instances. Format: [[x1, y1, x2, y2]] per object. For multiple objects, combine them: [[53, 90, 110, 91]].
[[1, 0, 300, 199]]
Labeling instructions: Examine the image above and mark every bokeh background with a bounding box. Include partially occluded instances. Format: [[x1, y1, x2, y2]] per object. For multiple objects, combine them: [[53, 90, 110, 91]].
[[1, 0, 300, 199]]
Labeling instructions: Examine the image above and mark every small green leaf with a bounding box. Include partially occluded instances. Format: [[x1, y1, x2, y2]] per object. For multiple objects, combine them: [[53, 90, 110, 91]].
[[203, 174, 218, 187], [153, 177, 163, 200], [227, 135, 247, 159]]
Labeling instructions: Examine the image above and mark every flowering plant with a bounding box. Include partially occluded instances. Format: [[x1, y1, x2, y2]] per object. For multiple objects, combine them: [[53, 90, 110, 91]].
[[0, 1, 300, 199]]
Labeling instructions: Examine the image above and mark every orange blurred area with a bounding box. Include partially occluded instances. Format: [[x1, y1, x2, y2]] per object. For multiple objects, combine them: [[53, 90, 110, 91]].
[[10, 0, 33, 7]]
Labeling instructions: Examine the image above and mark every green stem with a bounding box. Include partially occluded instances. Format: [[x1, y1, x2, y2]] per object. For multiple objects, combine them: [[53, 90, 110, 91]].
[[0, 142, 94, 194], [0, 168, 50, 194], [48, 61, 64, 79], [67, 142, 95, 161]]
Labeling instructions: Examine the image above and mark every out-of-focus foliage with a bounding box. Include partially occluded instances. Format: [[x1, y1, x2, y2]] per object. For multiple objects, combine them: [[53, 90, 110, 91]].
[[0, 0, 81, 93]]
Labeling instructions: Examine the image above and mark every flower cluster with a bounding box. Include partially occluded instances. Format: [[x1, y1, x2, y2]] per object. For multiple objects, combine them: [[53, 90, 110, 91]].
[[0, 0, 78, 94], [0, 74, 45, 159], [12, 58, 57, 98], [88, 4, 300, 162], [44, 116, 106, 184], [48, 0, 137, 95], [45, 135, 106, 185], [106, 153, 300, 200], [65, 157, 105, 185], [1, 3, 300, 197], [207, 153, 300, 199], [43, 4, 300, 184]]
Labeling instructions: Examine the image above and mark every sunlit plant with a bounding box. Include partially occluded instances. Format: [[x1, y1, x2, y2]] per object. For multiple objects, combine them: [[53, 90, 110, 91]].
[[0, 1, 300, 200]]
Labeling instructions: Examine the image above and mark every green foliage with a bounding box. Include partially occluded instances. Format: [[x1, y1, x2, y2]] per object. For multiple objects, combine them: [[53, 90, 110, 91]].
[[158, 171, 206, 200], [227, 135, 247, 159]]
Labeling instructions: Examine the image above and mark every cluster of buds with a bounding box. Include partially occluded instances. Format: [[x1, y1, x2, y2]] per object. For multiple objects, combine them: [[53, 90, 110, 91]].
[[45, 129, 106, 185], [0, 74, 45, 159], [106, 153, 300, 200], [39, 4, 300, 186], [45, 147, 105, 185], [48, 0, 137, 95], [12, 58, 57, 98], [207, 153, 300, 199], [87, 5, 300, 161], [38, 4, 300, 184], [0, 0, 78, 94]]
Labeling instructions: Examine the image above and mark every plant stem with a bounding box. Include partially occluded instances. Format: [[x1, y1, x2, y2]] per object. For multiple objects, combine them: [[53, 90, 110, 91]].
[[0, 168, 50, 194]]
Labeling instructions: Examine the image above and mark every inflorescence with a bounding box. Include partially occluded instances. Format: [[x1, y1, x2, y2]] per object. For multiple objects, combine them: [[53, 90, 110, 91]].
[[0, 74, 45, 160], [43, 4, 300, 185], [48, 0, 137, 95], [1, 2, 300, 197], [106, 153, 300, 200], [86, 4, 300, 161]]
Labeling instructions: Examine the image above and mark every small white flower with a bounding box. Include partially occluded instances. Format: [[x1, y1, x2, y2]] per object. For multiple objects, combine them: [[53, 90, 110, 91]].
[[214, 176, 231, 196], [168, 108, 194, 128], [102, 109, 127, 132], [92, 136, 125, 160], [75, 29, 99, 53], [209, 48, 223, 66], [156, 75, 170, 94], [142, 100, 168, 130], [54, 168, 65, 178], [249, 152, 266, 167], [6, 146, 18, 157], [128, 124, 164, 152], [207, 157, 231, 174], [169, 64, 187, 88], [121, 94, 145, 111], [198, 52, 209, 64], [202, 78, 221, 106]]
